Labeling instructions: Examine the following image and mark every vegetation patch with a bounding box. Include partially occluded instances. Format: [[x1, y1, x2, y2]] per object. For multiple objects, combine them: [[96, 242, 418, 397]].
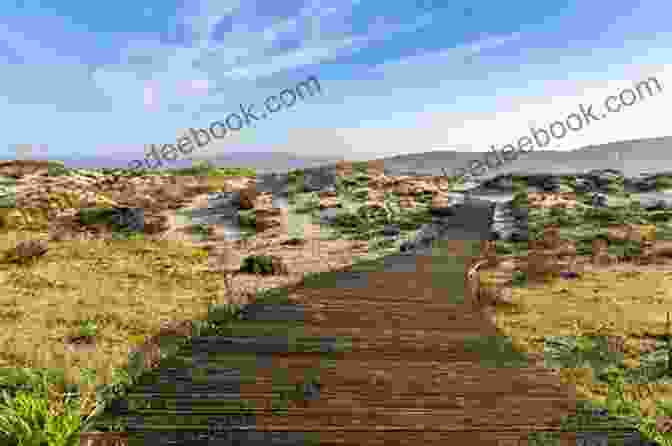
[[655, 176, 672, 191], [166, 161, 256, 178], [239, 254, 280, 275]]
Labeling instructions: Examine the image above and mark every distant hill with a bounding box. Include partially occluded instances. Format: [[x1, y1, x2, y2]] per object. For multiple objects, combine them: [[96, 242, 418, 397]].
[[374, 136, 672, 178], [12, 136, 672, 177]]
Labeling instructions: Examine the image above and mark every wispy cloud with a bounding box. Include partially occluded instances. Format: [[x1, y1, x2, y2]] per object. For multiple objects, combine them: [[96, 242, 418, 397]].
[[370, 31, 522, 73], [0, 0, 670, 163]]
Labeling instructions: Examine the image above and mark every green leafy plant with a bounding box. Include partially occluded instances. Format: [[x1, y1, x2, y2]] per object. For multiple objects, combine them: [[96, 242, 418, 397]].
[[608, 239, 643, 261], [77, 207, 116, 226], [351, 187, 369, 201], [47, 163, 71, 177], [511, 270, 527, 287], [381, 192, 400, 225], [239, 254, 275, 275], [206, 302, 243, 325], [254, 286, 293, 305], [237, 209, 256, 228], [0, 386, 102, 446], [581, 207, 625, 224], [655, 175, 672, 191], [603, 366, 644, 419], [292, 193, 320, 214], [212, 167, 256, 177], [545, 335, 626, 373], [0, 185, 16, 208], [287, 169, 306, 195], [494, 242, 514, 256], [334, 176, 356, 198], [76, 319, 99, 339], [168, 161, 255, 177], [511, 191, 529, 208], [371, 237, 395, 251], [188, 223, 211, 239], [84, 364, 141, 432], [511, 178, 528, 193]]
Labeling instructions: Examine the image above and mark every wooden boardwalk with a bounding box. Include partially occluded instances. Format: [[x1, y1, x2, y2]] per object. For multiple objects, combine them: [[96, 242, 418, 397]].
[[95, 238, 586, 446], [240, 245, 583, 445]]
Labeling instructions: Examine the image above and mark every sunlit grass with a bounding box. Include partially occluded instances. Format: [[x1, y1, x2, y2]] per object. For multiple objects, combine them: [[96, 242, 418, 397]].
[[0, 229, 230, 422]]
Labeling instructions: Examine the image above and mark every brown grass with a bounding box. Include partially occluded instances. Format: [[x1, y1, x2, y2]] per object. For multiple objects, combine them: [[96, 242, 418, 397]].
[[491, 266, 672, 417], [0, 229, 230, 415]]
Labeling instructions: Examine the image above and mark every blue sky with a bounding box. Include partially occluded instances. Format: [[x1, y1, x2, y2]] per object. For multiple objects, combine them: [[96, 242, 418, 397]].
[[1, 0, 670, 165]]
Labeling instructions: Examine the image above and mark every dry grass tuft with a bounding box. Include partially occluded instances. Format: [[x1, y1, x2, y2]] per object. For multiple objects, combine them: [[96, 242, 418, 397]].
[[0, 229, 233, 412], [493, 268, 672, 416]]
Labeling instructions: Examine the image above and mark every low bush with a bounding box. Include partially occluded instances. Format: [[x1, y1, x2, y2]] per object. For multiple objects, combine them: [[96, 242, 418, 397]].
[[168, 161, 255, 177], [239, 255, 275, 275], [78, 207, 116, 226], [47, 162, 71, 177], [292, 193, 320, 214], [511, 270, 527, 287], [511, 191, 529, 208], [0, 367, 105, 444], [237, 209, 256, 228], [655, 176, 672, 191]]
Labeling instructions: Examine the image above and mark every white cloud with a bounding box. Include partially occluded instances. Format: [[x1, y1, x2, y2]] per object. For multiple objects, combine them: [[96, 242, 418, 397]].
[[371, 31, 522, 73]]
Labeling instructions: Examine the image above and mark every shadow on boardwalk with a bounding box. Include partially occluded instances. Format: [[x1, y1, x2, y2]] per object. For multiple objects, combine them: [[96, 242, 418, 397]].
[[91, 200, 588, 446]]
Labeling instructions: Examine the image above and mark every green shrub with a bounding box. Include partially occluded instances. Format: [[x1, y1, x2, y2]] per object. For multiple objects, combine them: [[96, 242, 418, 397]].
[[0, 368, 63, 402], [239, 255, 275, 275], [608, 240, 643, 260], [0, 186, 16, 208], [371, 237, 395, 251], [0, 176, 16, 186], [351, 161, 370, 173], [78, 207, 116, 226], [511, 270, 527, 287], [286, 169, 306, 195], [254, 287, 294, 305], [293, 193, 320, 214], [75, 319, 99, 339], [495, 243, 514, 256], [189, 224, 210, 236], [206, 303, 243, 324], [511, 178, 528, 193], [581, 207, 624, 224], [0, 378, 104, 446], [168, 161, 255, 177], [287, 169, 304, 182], [351, 187, 369, 201], [213, 167, 256, 177], [511, 191, 529, 207], [332, 212, 361, 229], [655, 176, 672, 191], [0, 390, 76, 445], [47, 162, 71, 177], [604, 181, 624, 193], [547, 207, 580, 227], [238, 209, 256, 228]]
